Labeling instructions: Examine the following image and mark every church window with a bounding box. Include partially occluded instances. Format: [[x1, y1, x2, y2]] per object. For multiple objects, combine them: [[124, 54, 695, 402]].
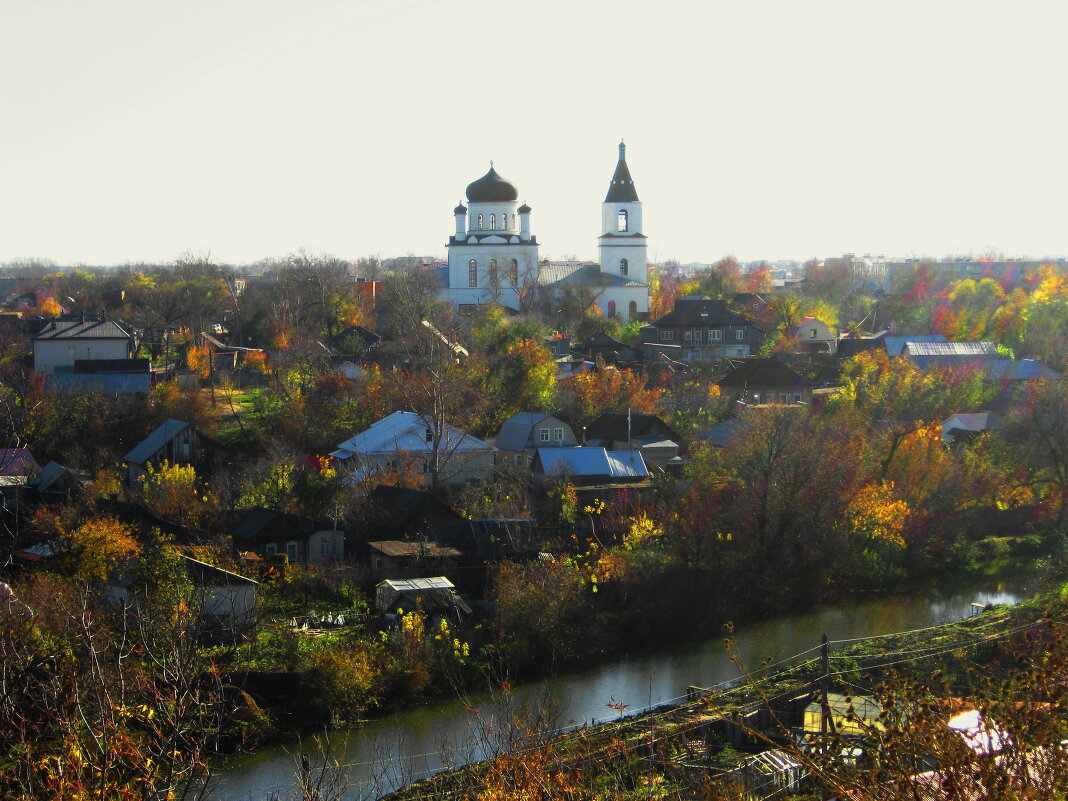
[[468, 259, 477, 287], [478, 214, 484, 230], [620, 258, 629, 276], [509, 259, 518, 284], [511, 214, 516, 229], [628, 300, 637, 319], [488, 259, 498, 285], [489, 214, 496, 229], [617, 209, 628, 232]]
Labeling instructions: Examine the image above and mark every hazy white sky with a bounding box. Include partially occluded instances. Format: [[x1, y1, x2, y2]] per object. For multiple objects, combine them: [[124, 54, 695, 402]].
[[2, 0, 1066, 266]]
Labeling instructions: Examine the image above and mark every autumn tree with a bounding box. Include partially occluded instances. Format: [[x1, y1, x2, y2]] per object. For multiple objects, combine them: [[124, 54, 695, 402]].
[[556, 364, 662, 429]]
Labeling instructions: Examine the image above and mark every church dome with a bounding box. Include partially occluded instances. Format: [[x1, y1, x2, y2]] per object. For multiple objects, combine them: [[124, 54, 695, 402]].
[[454, 202, 467, 215], [517, 202, 531, 214], [466, 166, 519, 202]]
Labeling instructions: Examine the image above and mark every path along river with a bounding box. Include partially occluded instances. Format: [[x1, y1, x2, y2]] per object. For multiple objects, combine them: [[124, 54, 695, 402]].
[[211, 570, 1051, 800]]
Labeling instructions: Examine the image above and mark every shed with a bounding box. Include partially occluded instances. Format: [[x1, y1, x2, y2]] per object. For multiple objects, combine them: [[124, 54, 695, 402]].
[[375, 576, 472, 617], [532, 447, 648, 485], [803, 693, 882, 735]]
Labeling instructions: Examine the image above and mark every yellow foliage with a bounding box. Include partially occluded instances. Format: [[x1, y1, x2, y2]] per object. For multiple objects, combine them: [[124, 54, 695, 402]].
[[847, 481, 910, 547], [623, 512, 665, 551]]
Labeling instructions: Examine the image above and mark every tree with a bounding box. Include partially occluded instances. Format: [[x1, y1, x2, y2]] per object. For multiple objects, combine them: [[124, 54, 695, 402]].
[[556, 364, 662, 428], [1003, 378, 1068, 526]]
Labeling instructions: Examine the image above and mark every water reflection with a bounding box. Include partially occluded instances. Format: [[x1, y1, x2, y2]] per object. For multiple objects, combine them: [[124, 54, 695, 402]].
[[211, 572, 1047, 800]]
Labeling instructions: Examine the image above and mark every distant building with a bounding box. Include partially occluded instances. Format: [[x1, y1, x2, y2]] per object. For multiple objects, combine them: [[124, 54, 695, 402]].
[[438, 142, 649, 319], [640, 296, 764, 363]]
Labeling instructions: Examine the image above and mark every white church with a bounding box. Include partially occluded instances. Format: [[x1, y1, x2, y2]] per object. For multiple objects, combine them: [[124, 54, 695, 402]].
[[438, 142, 650, 319]]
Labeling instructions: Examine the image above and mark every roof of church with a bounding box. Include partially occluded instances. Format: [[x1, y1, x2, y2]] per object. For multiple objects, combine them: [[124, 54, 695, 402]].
[[517, 202, 531, 214], [453, 202, 467, 214], [538, 262, 646, 288], [466, 166, 519, 202], [605, 141, 639, 203]]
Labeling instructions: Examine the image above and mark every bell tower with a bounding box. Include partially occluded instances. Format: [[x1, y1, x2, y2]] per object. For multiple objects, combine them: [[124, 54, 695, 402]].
[[598, 140, 648, 288]]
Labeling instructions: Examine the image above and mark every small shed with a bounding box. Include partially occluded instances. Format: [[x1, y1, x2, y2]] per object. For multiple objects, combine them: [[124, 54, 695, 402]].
[[735, 749, 805, 797], [375, 576, 472, 618]]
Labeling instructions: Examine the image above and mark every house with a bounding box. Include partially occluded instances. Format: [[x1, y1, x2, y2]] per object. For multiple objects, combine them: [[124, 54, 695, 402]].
[[231, 507, 344, 565], [899, 340, 998, 370], [941, 412, 1002, 444], [328, 324, 382, 354], [836, 329, 887, 360], [578, 332, 637, 365], [32, 461, 83, 498], [32, 316, 134, 374], [363, 484, 469, 544], [106, 554, 258, 638], [699, 417, 748, 448], [495, 412, 579, 468], [584, 412, 682, 470], [882, 334, 947, 358], [790, 316, 837, 354], [0, 448, 41, 478], [366, 540, 463, 582], [639, 296, 764, 363], [122, 418, 226, 485], [532, 447, 649, 486], [717, 359, 815, 406], [182, 556, 259, 634], [375, 576, 472, 619], [331, 411, 495, 487]]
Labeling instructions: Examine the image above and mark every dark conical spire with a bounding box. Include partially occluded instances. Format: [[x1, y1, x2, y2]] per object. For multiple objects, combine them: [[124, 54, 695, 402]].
[[605, 139, 639, 203]]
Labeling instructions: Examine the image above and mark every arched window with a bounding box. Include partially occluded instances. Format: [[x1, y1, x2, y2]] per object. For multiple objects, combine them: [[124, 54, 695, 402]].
[[478, 214, 484, 230], [509, 259, 519, 284], [628, 300, 638, 319], [488, 259, 498, 285], [489, 214, 496, 229], [468, 259, 477, 287], [620, 258, 629, 276], [511, 214, 516, 229], [617, 209, 628, 232]]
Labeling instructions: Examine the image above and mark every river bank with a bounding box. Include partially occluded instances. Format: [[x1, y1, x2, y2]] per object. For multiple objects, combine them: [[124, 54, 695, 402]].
[[208, 567, 1052, 800]]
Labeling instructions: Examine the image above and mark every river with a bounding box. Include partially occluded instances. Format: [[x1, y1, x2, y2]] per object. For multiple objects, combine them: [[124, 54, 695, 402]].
[[210, 570, 1051, 800]]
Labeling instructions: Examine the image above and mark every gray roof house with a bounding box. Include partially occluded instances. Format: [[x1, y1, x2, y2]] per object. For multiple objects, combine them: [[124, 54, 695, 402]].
[[122, 419, 226, 486], [495, 412, 578, 468]]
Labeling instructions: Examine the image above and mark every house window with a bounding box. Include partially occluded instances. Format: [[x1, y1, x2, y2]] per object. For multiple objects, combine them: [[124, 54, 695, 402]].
[[425, 427, 433, 443], [552, 427, 563, 441], [509, 259, 518, 284], [659, 329, 674, 343], [265, 543, 278, 555], [286, 541, 298, 562], [683, 329, 693, 344], [489, 214, 496, 229], [617, 209, 628, 232], [488, 259, 498, 285], [794, 394, 802, 403], [320, 539, 333, 557], [468, 259, 477, 287], [710, 329, 723, 342], [541, 427, 563, 443], [628, 300, 637, 319], [620, 258, 628, 276], [735, 329, 744, 341], [422, 459, 432, 473], [478, 214, 484, 229], [810, 329, 817, 338]]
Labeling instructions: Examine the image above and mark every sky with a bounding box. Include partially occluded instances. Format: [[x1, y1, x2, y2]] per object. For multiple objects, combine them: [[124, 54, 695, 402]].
[[2, 0, 1066, 267]]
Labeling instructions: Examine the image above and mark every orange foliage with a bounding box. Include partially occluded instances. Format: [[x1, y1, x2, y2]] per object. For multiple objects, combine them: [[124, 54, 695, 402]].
[[186, 343, 212, 378], [38, 296, 62, 318], [557, 366, 662, 427], [243, 350, 268, 373]]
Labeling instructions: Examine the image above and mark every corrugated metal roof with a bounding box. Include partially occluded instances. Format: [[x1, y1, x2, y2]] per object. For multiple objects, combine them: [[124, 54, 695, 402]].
[[123, 419, 190, 465], [537, 262, 646, 288], [32, 318, 131, 340], [884, 335, 946, 358], [536, 447, 648, 478], [377, 577, 455, 592], [367, 541, 462, 559], [332, 411, 493, 459], [903, 341, 997, 357]]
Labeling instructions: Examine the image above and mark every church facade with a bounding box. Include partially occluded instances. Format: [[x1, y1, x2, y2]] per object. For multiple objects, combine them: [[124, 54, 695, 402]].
[[439, 142, 650, 319]]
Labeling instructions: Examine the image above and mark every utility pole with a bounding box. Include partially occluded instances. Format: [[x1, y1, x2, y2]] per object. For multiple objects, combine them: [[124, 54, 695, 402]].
[[820, 633, 836, 736]]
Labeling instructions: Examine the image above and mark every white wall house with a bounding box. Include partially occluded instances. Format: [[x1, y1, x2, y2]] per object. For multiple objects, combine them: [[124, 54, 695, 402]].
[[32, 318, 133, 374], [439, 143, 650, 319], [331, 411, 495, 487]]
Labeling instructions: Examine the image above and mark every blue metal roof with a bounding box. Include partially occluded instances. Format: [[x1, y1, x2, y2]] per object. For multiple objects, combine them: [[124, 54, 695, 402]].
[[123, 419, 190, 465]]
